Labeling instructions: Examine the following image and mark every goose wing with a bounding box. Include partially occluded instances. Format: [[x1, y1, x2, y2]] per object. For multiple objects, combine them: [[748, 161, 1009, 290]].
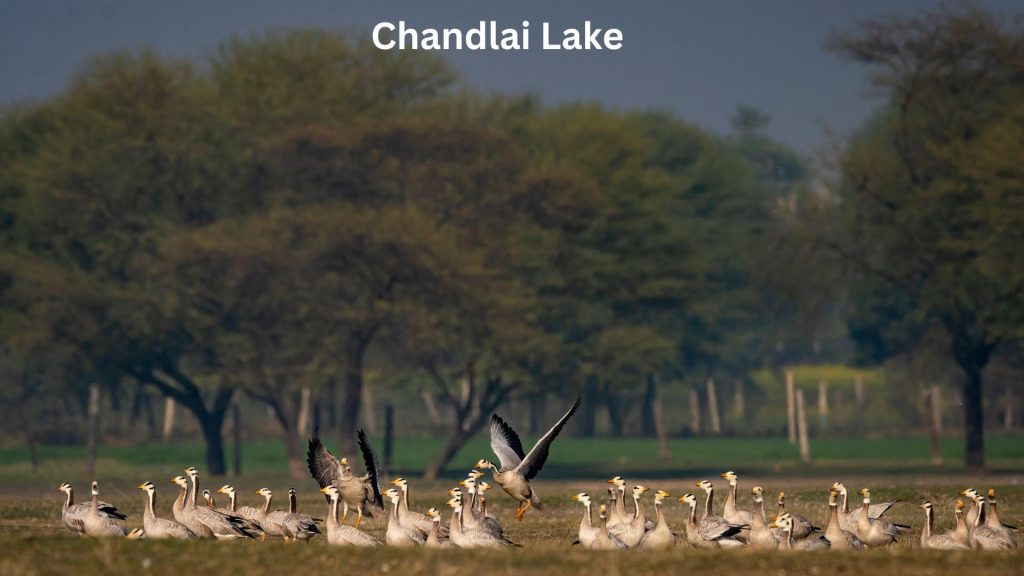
[[307, 428, 345, 489], [357, 429, 384, 511], [489, 414, 526, 470], [515, 393, 582, 480]]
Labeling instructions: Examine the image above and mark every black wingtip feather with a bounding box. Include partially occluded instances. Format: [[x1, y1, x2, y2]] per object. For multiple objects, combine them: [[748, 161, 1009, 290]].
[[357, 429, 385, 511]]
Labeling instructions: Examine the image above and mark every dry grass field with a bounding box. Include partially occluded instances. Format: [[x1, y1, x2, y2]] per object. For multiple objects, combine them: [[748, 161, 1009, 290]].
[[3, 474, 1022, 576]]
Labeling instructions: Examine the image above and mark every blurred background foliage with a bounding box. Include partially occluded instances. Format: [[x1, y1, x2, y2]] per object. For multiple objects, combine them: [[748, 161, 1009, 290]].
[[0, 7, 1022, 478]]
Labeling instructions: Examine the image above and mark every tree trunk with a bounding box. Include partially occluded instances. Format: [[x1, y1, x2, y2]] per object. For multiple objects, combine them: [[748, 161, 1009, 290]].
[[648, 374, 671, 460], [232, 400, 242, 477], [796, 388, 810, 463], [340, 335, 371, 455], [423, 426, 476, 481], [689, 387, 701, 435], [928, 385, 943, 465], [198, 414, 228, 476], [641, 378, 656, 437], [605, 389, 625, 436], [162, 397, 176, 441], [960, 362, 985, 474], [706, 378, 721, 435]]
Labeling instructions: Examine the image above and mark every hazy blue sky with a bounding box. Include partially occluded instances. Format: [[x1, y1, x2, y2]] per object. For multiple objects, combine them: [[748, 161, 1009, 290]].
[[2, 1, 1021, 153]]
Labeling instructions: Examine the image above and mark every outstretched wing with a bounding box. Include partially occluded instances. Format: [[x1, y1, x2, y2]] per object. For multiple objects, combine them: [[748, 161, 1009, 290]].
[[357, 429, 384, 511], [516, 393, 582, 480], [489, 414, 526, 470], [307, 428, 344, 489]]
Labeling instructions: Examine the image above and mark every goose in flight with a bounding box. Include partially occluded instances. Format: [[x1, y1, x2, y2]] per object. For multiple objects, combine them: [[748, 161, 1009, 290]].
[[306, 428, 384, 529], [475, 393, 583, 522]]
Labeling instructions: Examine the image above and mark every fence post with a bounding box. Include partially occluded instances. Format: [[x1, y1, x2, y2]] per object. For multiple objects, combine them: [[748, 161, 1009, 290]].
[[706, 378, 721, 435], [786, 370, 796, 443], [796, 388, 810, 463], [86, 383, 101, 479]]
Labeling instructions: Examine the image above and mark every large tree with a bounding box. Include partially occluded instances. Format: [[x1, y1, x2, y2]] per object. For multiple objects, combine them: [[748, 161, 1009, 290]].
[[827, 6, 1024, 472]]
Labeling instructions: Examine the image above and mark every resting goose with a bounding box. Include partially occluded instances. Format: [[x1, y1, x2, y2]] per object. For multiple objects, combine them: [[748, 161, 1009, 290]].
[[720, 472, 752, 541], [747, 487, 778, 550], [918, 501, 969, 550], [678, 493, 744, 548], [320, 485, 379, 547], [81, 481, 127, 537], [771, 513, 829, 550], [476, 394, 582, 522], [639, 490, 676, 549], [57, 483, 126, 536], [385, 488, 425, 547], [984, 489, 1017, 547], [832, 482, 895, 532], [424, 507, 453, 548], [137, 481, 195, 539], [571, 493, 602, 548], [854, 488, 908, 548], [823, 489, 863, 550], [965, 491, 1013, 550], [776, 491, 817, 540]]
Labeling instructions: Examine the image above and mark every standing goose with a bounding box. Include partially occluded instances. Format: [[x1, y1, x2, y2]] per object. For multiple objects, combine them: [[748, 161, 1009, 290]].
[[639, 490, 676, 549], [678, 493, 745, 548], [855, 488, 908, 548], [612, 485, 650, 548], [446, 493, 516, 548], [747, 487, 778, 550], [771, 513, 830, 550], [254, 488, 296, 540], [984, 489, 1018, 547], [385, 488, 426, 547], [594, 504, 628, 549], [215, 485, 266, 537], [455, 477, 490, 534], [424, 508, 453, 548], [918, 501, 969, 550], [961, 488, 983, 528], [570, 493, 602, 548], [720, 471, 753, 541], [965, 491, 1013, 550], [307, 428, 384, 529], [776, 492, 817, 540], [389, 477, 436, 537], [606, 476, 630, 529], [81, 481, 127, 537], [476, 393, 583, 522], [137, 482, 196, 539], [320, 485, 380, 547], [823, 489, 863, 550], [181, 467, 255, 539], [475, 482, 505, 538], [57, 483, 126, 536], [282, 487, 321, 542], [952, 499, 972, 548], [832, 482, 896, 532]]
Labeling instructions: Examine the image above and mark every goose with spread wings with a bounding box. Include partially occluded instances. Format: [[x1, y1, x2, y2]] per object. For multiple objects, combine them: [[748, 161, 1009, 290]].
[[476, 393, 583, 522], [306, 428, 383, 529]]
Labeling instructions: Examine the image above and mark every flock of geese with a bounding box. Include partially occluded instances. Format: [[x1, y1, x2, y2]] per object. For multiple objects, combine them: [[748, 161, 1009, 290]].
[[54, 394, 1019, 552], [568, 474, 1017, 551]]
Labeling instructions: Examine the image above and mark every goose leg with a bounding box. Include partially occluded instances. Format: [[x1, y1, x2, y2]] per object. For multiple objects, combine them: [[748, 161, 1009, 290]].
[[341, 502, 349, 525], [516, 500, 531, 522], [354, 506, 364, 530]]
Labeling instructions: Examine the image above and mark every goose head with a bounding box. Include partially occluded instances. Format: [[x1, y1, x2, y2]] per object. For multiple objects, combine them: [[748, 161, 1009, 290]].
[[720, 471, 738, 485], [58, 483, 73, 495], [426, 507, 440, 520], [170, 475, 188, 489], [202, 490, 213, 507], [389, 477, 408, 489], [831, 482, 847, 495], [919, 500, 933, 511], [751, 486, 764, 501], [654, 490, 670, 504], [607, 476, 626, 490], [474, 459, 493, 470], [137, 481, 155, 493], [678, 493, 697, 507], [184, 466, 198, 480], [384, 488, 401, 504], [256, 487, 273, 500], [858, 488, 871, 502], [570, 492, 591, 506], [217, 485, 234, 496], [90, 481, 99, 496], [632, 485, 650, 499], [695, 480, 714, 494], [446, 496, 460, 509]]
